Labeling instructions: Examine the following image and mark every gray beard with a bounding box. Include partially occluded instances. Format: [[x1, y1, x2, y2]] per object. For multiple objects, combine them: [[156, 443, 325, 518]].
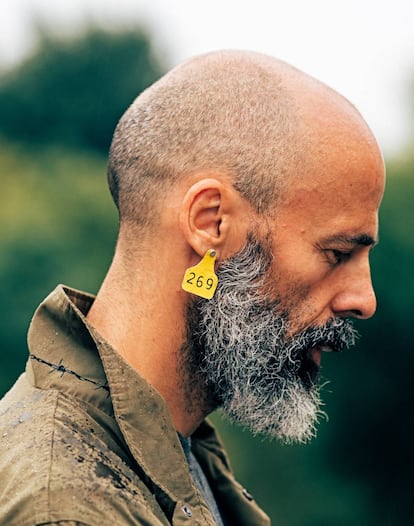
[[185, 234, 358, 444]]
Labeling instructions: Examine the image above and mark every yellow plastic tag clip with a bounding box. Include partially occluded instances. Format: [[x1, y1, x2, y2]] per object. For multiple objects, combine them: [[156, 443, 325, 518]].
[[181, 249, 218, 300]]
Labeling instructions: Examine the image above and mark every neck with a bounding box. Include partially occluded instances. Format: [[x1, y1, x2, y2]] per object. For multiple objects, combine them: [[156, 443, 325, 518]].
[[86, 243, 210, 436]]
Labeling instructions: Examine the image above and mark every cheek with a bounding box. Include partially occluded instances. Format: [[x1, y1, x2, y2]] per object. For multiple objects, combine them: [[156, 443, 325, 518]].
[[269, 253, 317, 306], [281, 283, 315, 329], [269, 263, 331, 333], [268, 238, 336, 328], [271, 238, 327, 288]]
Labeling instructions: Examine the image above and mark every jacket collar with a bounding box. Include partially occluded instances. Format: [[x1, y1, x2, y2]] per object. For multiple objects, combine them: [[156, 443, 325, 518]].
[[27, 285, 270, 525], [27, 285, 210, 514]]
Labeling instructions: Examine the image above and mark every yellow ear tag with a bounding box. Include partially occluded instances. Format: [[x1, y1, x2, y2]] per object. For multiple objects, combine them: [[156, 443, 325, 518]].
[[181, 249, 218, 300]]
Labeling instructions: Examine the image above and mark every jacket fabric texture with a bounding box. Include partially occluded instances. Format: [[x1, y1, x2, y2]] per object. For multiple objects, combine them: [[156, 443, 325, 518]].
[[0, 285, 270, 526]]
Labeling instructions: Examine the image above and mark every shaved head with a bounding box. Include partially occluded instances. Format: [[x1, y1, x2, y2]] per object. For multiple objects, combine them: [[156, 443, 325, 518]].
[[108, 51, 311, 228], [89, 49, 385, 443]]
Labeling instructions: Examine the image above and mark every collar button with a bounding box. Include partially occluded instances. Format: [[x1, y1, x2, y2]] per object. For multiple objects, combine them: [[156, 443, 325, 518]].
[[181, 504, 193, 518], [242, 487, 254, 501]]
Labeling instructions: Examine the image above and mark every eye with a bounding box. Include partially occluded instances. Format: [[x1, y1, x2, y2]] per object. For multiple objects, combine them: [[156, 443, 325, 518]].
[[325, 249, 352, 266]]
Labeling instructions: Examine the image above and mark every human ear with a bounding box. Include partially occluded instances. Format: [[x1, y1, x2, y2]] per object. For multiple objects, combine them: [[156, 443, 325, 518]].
[[180, 176, 252, 259]]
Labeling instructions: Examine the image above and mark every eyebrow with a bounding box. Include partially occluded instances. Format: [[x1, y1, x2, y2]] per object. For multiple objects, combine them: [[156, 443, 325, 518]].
[[321, 233, 378, 248]]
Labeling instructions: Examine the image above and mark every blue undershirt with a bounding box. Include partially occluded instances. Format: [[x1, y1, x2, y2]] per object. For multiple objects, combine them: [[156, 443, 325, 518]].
[[178, 434, 225, 526]]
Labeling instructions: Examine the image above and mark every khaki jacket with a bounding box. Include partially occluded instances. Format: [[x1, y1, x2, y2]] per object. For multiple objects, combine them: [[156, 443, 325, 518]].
[[0, 286, 270, 526]]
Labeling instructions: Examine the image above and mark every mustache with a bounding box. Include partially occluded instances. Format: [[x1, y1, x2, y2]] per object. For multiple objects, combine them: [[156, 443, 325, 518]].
[[290, 318, 358, 391], [291, 317, 359, 358]]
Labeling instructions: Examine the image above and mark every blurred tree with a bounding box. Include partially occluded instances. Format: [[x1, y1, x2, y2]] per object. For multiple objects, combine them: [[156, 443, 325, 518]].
[[0, 142, 117, 394], [0, 26, 165, 152]]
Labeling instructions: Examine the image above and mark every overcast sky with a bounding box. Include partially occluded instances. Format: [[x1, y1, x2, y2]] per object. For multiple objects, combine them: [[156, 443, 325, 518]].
[[1, 0, 414, 156]]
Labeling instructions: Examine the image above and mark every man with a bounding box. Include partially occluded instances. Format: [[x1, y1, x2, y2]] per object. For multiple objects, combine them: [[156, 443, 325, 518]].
[[0, 50, 385, 525]]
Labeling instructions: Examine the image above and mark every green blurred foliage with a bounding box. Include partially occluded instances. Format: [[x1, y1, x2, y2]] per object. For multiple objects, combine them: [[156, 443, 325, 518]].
[[0, 141, 118, 391], [1, 24, 413, 526], [0, 26, 164, 152]]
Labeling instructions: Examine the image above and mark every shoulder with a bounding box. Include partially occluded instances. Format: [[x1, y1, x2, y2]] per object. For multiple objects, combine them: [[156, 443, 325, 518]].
[[0, 377, 167, 526]]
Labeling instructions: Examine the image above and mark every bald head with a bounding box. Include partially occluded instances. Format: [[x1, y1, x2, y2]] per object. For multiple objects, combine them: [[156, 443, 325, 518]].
[[91, 51, 385, 442], [108, 50, 376, 230]]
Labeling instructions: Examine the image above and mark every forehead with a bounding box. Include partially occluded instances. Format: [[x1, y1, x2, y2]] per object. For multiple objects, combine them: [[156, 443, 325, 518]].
[[284, 154, 384, 219], [268, 117, 385, 243], [287, 79, 384, 199]]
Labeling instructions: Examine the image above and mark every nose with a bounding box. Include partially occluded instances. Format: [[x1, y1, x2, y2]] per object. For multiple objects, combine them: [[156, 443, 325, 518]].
[[331, 263, 377, 320]]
